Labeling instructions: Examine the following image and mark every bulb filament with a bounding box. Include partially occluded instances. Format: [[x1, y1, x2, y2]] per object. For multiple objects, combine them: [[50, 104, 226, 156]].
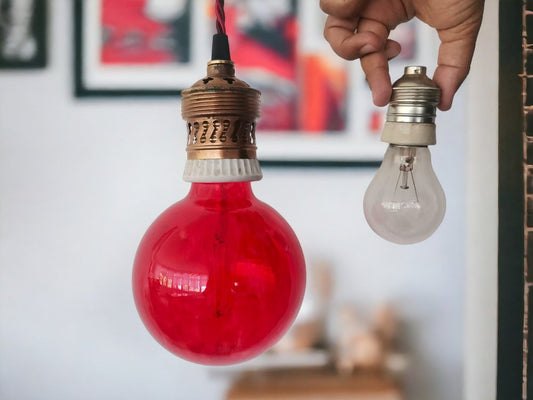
[[399, 157, 413, 190], [393, 147, 419, 205]]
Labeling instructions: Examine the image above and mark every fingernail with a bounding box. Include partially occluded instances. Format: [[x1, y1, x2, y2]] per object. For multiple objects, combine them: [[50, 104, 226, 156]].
[[360, 44, 377, 56]]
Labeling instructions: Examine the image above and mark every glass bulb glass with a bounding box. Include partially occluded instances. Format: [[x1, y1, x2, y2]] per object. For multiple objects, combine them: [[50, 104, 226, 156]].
[[363, 145, 446, 244], [132, 182, 306, 365]]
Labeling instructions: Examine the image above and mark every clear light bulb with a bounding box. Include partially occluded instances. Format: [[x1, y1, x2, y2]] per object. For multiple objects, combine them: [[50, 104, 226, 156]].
[[363, 65, 446, 244], [364, 145, 445, 244]]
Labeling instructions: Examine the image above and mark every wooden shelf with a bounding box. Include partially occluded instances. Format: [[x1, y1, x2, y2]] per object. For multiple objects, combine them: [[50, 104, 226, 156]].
[[226, 368, 403, 400]]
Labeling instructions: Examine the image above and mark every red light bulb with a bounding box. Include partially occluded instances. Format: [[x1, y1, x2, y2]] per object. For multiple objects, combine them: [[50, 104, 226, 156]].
[[132, 57, 305, 365], [132, 182, 306, 365]]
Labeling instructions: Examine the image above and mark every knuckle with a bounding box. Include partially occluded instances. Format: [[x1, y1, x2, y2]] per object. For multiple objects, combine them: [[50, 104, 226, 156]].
[[320, 0, 361, 19]]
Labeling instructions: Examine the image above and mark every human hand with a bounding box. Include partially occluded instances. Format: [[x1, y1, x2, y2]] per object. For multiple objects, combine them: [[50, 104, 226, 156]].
[[320, 0, 484, 110]]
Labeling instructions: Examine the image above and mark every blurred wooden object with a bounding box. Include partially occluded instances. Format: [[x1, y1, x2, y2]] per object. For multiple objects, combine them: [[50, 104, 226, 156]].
[[335, 304, 399, 375], [226, 368, 402, 400]]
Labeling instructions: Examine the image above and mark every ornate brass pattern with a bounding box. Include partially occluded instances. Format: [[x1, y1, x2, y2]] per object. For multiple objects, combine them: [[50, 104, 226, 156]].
[[181, 60, 261, 160]]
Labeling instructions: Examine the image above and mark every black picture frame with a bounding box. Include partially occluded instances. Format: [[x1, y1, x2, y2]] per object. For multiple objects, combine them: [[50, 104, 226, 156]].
[[0, 0, 47, 69]]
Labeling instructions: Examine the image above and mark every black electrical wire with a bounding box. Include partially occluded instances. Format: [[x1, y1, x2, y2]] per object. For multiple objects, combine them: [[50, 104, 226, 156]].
[[211, 0, 231, 60]]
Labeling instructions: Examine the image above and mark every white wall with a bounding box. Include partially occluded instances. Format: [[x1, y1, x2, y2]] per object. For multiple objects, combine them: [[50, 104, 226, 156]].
[[0, 1, 469, 399], [464, 0, 499, 398]]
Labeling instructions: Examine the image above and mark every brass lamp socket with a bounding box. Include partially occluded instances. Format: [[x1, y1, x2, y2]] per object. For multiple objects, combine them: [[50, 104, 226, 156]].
[[381, 66, 441, 146], [181, 60, 263, 182]]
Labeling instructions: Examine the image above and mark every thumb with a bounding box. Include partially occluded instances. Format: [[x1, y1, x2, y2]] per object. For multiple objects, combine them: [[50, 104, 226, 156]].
[[432, 18, 483, 110]]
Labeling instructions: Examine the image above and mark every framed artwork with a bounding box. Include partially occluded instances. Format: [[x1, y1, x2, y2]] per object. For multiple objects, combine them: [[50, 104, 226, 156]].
[[74, 0, 210, 96], [74, 0, 438, 165], [0, 0, 47, 69]]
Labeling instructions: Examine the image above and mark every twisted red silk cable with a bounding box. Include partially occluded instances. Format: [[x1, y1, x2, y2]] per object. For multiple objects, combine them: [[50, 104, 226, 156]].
[[215, 0, 226, 34]]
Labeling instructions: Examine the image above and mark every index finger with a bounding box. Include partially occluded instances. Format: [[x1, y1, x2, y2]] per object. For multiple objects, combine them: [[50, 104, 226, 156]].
[[324, 15, 386, 60], [358, 18, 395, 106]]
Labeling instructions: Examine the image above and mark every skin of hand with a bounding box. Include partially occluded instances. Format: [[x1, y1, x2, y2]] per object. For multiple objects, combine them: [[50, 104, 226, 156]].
[[320, 0, 484, 110]]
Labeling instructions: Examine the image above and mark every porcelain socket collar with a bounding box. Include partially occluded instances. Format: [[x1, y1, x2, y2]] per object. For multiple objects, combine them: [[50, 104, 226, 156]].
[[381, 121, 436, 146]]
